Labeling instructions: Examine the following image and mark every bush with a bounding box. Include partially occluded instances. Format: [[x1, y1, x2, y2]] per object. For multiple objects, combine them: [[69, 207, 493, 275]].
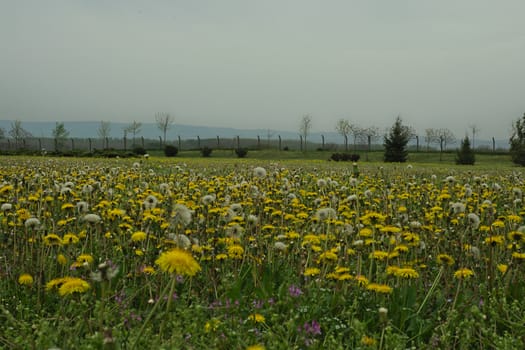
[[201, 146, 213, 157], [235, 148, 248, 158], [330, 153, 360, 162], [132, 146, 147, 156], [164, 145, 178, 157]]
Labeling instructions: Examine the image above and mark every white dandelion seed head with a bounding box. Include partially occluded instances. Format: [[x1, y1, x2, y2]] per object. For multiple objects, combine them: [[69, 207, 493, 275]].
[[201, 194, 216, 205], [445, 176, 456, 184], [253, 167, 267, 178], [274, 242, 288, 251], [76, 201, 89, 213], [317, 178, 328, 188], [82, 184, 93, 194], [143, 194, 159, 210], [364, 190, 373, 199], [346, 194, 358, 202], [247, 214, 259, 224], [171, 204, 193, 227], [513, 187, 522, 197], [467, 213, 480, 229], [167, 233, 192, 249], [225, 224, 244, 239], [83, 213, 102, 224], [409, 221, 422, 229], [1, 203, 13, 211], [349, 178, 359, 187], [493, 183, 502, 191], [451, 202, 466, 214], [24, 217, 41, 229]]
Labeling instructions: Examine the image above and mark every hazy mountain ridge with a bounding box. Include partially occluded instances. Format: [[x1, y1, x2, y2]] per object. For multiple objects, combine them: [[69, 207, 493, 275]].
[[0, 120, 509, 149]]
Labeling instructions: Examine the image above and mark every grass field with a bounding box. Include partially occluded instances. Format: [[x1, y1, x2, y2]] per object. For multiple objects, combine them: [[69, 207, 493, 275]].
[[1, 155, 524, 349]]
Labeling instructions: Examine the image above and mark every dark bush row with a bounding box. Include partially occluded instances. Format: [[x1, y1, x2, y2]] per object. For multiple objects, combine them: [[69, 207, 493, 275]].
[[330, 153, 360, 162]]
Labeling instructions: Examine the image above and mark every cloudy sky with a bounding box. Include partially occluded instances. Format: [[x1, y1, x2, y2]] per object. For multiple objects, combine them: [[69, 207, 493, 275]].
[[1, 0, 524, 140]]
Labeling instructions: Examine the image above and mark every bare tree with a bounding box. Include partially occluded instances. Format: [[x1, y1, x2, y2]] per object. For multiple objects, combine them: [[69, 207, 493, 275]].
[[52, 122, 70, 152], [126, 120, 142, 146], [469, 124, 480, 149], [9, 120, 32, 149], [363, 126, 380, 151], [155, 112, 175, 145], [350, 125, 364, 151], [0, 127, 5, 139], [98, 121, 111, 149], [335, 119, 352, 151], [437, 128, 456, 151], [424, 128, 439, 151], [299, 114, 312, 152]]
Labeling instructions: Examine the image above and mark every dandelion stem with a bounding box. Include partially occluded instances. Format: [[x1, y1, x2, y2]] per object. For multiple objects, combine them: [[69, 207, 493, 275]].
[[131, 281, 172, 350], [416, 266, 443, 315]]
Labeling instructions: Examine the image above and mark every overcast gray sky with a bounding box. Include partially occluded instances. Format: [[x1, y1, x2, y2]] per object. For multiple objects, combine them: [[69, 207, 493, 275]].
[[1, 0, 524, 140]]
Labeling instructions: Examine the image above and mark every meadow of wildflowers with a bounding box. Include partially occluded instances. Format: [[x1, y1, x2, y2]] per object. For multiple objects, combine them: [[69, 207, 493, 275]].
[[1, 157, 525, 349]]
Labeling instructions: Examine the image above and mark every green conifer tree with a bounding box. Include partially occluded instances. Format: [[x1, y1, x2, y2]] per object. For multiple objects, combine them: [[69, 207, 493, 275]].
[[456, 136, 475, 165], [510, 113, 525, 166], [384, 116, 411, 162]]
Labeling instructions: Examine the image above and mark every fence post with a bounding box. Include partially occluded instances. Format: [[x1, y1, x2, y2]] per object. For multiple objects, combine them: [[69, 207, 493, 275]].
[[279, 135, 281, 151], [217, 136, 220, 149]]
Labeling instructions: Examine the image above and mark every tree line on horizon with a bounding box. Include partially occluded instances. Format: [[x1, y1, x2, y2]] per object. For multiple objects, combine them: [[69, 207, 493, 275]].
[[1, 113, 523, 165]]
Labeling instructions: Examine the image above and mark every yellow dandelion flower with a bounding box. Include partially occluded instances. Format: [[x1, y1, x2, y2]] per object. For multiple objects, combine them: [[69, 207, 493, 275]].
[[216, 253, 228, 260], [436, 254, 455, 266], [227, 245, 244, 259], [77, 254, 94, 264], [358, 228, 373, 237], [131, 231, 147, 242], [366, 283, 393, 294], [61, 203, 75, 210], [337, 273, 353, 281], [361, 335, 376, 346], [395, 267, 419, 279], [355, 275, 369, 287], [304, 267, 321, 277], [247, 313, 265, 323], [491, 220, 505, 228], [335, 266, 350, 274], [204, 318, 221, 333], [57, 254, 67, 265], [485, 235, 505, 246], [497, 264, 508, 274], [318, 251, 338, 262], [370, 251, 389, 260], [507, 215, 522, 223], [142, 266, 156, 275], [386, 265, 399, 275], [508, 231, 524, 241], [43, 234, 62, 246], [18, 273, 34, 286], [155, 248, 201, 276], [454, 268, 474, 279], [58, 277, 90, 296], [512, 252, 525, 260], [62, 233, 79, 245], [246, 345, 265, 350]]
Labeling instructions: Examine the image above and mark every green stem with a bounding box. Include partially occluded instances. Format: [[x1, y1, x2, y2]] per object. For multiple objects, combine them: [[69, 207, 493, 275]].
[[131, 281, 172, 350], [416, 266, 443, 315]]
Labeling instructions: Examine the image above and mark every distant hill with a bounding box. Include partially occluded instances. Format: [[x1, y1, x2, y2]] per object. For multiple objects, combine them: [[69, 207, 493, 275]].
[[0, 120, 510, 150]]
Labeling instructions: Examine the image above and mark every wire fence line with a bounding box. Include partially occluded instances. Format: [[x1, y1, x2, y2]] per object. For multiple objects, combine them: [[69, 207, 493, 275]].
[[0, 135, 381, 153]]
